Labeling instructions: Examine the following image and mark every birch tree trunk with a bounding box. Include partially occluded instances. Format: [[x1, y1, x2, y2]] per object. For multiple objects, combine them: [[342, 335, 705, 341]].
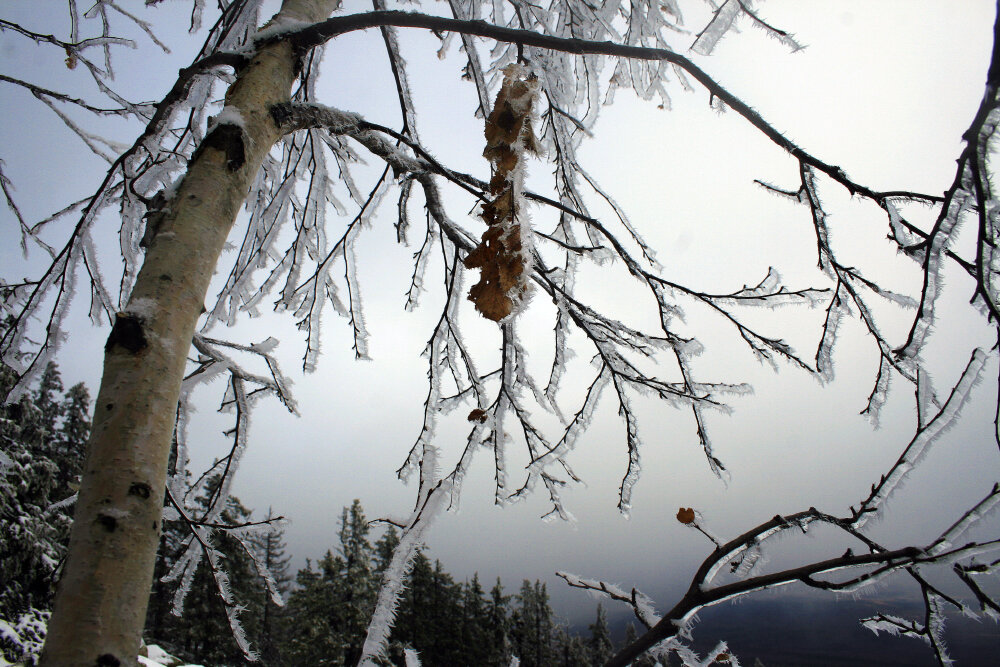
[[39, 2, 339, 664]]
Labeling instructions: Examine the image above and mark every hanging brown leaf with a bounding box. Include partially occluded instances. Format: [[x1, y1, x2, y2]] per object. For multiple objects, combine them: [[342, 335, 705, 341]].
[[677, 507, 696, 524], [466, 63, 538, 322], [468, 408, 488, 423], [464, 223, 526, 321]]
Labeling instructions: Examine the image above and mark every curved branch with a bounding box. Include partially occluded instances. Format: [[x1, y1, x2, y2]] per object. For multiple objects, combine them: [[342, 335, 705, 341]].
[[270, 10, 912, 201]]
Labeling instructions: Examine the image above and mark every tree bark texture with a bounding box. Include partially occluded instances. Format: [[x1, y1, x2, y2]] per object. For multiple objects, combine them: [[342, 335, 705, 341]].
[[39, 2, 340, 665]]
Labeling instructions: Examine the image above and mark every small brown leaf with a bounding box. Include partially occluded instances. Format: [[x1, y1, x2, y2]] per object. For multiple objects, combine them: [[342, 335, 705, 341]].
[[716, 653, 730, 664], [468, 408, 488, 423], [676, 507, 696, 524]]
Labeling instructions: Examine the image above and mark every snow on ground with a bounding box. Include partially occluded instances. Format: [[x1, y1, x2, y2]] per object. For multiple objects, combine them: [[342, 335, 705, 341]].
[[138, 644, 205, 667]]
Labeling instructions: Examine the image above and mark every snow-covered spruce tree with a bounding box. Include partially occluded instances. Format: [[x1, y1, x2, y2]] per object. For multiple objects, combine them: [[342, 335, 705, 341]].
[[0, 363, 89, 664], [0, 374, 61, 663], [0, 1, 999, 666]]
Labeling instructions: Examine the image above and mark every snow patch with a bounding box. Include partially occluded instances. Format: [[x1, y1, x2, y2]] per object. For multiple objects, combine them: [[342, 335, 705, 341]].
[[209, 106, 246, 132], [251, 17, 311, 45], [127, 297, 158, 318], [140, 643, 206, 667]]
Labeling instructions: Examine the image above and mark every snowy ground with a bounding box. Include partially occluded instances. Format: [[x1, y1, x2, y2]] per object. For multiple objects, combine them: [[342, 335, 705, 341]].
[[137, 645, 204, 667]]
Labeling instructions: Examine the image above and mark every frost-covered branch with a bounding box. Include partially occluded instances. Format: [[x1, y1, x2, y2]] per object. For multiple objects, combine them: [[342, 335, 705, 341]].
[[151, 331, 296, 662], [556, 572, 661, 629], [899, 11, 1000, 360], [0, 1, 261, 399], [269, 9, 939, 210], [603, 499, 999, 667], [161, 484, 284, 662], [595, 343, 997, 666], [853, 347, 990, 526]]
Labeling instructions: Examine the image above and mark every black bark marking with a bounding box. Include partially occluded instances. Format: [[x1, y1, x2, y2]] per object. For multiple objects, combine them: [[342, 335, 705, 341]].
[[270, 102, 294, 129], [139, 191, 170, 248], [195, 123, 246, 171], [159, 273, 173, 281], [292, 48, 309, 77], [96, 654, 121, 667], [105, 402, 113, 411], [128, 482, 152, 499], [105, 313, 148, 354], [96, 514, 117, 532]]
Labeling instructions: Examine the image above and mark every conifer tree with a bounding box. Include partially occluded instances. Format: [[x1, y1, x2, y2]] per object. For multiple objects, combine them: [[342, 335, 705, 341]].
[[32, 363, 62, 448], [486, 578, 513, 667], [460, 574, 491, 666], [428, 560, 465, 664], [144, 432, 187, 653], [1, 367, 59, 663], [144, 506, 187, 655], [53, 382, 89, 500], [281, 559, 341, 666], [144, 480, 263, 665], [334, 500, 378, 665], [370, 523, 408, 662], [394, 549, 434, 656], [373, 524, 400, 578], [553, 625, 591, 667], [623, 623, 656, 667], [588, 603, 614, 666], [281, 500, 379, 665], [624, 622, 638, 655], [0, 364, 88, 664], [511, 580, 555, 667], [277, 500, 621, 666], [250, 509, 292, 666], [393, 550, 469, 664]]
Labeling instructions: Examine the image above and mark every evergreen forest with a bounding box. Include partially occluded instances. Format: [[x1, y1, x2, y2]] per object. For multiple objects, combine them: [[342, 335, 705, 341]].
[[1, 366, 634, 666]]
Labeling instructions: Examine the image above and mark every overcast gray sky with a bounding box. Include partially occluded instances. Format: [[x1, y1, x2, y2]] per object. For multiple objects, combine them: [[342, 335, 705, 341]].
[[2, 0, 999, 627]]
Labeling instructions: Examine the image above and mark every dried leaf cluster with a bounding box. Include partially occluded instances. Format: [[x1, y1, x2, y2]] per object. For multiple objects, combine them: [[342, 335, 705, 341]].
[[464, 63, 539, 322]]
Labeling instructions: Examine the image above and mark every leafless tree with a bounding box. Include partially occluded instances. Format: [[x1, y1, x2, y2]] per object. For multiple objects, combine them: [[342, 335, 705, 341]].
[[1, 1, 998, 665]]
